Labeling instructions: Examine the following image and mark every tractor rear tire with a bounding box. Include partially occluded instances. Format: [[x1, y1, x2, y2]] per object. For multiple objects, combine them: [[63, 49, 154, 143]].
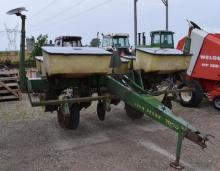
[[125, 104, 144, 119], [179, 80, 203, 107], [213, 96, 220, 111]]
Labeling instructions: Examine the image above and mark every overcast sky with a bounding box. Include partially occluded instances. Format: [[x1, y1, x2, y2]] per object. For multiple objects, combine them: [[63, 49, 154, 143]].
[[0, 0, 220, 50]]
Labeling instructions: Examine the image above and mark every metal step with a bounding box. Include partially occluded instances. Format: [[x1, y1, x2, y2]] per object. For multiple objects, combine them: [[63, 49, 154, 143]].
[[0, 95, 19, 101]]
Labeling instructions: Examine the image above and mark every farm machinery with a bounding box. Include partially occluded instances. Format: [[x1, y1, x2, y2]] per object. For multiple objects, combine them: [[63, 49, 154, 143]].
[[92, 33, 135, 74], [135, 30, 203, 109], [178, 21, 220, 110], [7, 7, 212, 169], [137, 30, 175, 49], [54, 36, 82, 47]]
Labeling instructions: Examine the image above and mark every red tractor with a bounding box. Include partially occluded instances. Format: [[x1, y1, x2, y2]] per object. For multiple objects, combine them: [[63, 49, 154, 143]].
[[178, 21, 220, 110]]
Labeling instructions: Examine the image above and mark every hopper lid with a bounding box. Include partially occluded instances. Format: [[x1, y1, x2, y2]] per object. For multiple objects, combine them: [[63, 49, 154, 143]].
[[42, 47, 112, 56], [137, 48, 190, 56]]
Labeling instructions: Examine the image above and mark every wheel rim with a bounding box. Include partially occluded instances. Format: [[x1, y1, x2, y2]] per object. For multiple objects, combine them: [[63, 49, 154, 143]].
[[180, 90, 193, 102], [214, 97, 220, 109]]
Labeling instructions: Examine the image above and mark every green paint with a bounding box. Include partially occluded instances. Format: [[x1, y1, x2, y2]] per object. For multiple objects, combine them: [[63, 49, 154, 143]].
[[19, 15, 27, 93], [106, 75, 190, 133], [28, 77, 48, 93], [176, 134, 184, 160]]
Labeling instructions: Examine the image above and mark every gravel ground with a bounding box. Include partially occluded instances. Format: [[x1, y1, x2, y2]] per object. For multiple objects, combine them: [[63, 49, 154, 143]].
[[0, 95, 219, 171]]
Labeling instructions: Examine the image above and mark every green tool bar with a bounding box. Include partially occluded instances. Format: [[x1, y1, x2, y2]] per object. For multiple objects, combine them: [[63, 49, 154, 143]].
[[106, 75, 208, 148]]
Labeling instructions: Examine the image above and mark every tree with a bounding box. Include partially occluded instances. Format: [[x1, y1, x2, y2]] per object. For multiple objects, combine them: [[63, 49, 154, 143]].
[[90, 38, 101, 47], [30, 34, 48, 59]]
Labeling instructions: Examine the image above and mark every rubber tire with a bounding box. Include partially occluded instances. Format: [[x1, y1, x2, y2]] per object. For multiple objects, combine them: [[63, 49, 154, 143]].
[[162, 96, 172, 109], [57, 104, 80, 130], [97, 102, 106, 121], [213, 96, 220, 111], [57, 106, 66, 128], [179, 80, 203, 107], [125, 104, 144, 119], [68, 104, 80, 130]]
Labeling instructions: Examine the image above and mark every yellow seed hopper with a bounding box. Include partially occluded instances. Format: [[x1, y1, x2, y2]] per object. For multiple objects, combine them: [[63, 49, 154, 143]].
[[134, 48, 191, 74], [40, 47, 112, 77]]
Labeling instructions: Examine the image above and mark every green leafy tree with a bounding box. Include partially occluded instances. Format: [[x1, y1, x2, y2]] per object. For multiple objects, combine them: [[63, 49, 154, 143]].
[[30, 34, 48, 59]]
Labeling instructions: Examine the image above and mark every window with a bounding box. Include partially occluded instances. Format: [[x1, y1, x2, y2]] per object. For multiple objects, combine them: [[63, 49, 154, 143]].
[[161, 34, 173, 46], [151, 32, 174, 48], [102, 37, 112, 47], [55, 41, 61, 46], [63, 42, 73, 47], [63, 40, 81, 47], [152, 34, 160, 45], [113, 37, 130, 47]]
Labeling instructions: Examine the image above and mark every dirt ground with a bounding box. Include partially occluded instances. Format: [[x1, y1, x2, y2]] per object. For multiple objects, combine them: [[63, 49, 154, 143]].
[[0, 95, 219, 171]]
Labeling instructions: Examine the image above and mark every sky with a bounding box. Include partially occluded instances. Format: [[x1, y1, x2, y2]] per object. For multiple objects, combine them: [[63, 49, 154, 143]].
[[0, 0, 220, 51]]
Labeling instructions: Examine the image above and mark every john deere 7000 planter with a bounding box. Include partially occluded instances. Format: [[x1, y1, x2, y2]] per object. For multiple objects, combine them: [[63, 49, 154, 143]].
[[7, 7, 211, 170]]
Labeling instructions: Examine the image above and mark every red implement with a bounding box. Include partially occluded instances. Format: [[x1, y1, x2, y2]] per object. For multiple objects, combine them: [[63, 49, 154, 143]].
[[177, 24, 220, 110]]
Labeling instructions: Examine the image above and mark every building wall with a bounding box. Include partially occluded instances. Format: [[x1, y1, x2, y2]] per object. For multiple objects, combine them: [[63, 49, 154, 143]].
[[0, 51, 31, 63]]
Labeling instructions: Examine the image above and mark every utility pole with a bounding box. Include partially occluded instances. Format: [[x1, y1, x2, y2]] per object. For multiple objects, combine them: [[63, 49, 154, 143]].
[[134, 0, 138, 47], [134, 0, 169, 47], [161, 0, 168, 31], [7, 7, 27, 92]]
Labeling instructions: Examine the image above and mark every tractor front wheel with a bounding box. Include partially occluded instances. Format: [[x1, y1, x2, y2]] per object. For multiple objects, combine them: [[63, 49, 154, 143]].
[[125, 104, 144, 119], [213, 96, 220, 111], [179, 80, 203, 107]]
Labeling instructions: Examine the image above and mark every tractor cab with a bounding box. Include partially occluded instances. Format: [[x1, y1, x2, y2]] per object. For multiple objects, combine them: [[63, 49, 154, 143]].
[[54, 36, 82, 47], [101, 33, 132, 56], [101, 33, 134, 72], [150, 31, 174, 48]]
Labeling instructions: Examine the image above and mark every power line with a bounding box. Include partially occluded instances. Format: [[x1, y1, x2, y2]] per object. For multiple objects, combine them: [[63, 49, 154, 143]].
[[47, 0, 86, 20], [30, 0, 113, 31], [31, 0, 58, 18], [30, 0, 86, 28], [61, 0, 113, 23]]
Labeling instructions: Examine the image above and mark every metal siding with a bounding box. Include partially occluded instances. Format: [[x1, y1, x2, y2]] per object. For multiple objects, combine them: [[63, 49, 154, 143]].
[[191, 34, 220, 81]]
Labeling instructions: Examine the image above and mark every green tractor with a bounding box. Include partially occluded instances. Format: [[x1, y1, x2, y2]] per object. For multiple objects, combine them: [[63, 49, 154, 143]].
[[90, 33, 135, 74], [150, 30, 174, 48], [137, 30, 175, 48]]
